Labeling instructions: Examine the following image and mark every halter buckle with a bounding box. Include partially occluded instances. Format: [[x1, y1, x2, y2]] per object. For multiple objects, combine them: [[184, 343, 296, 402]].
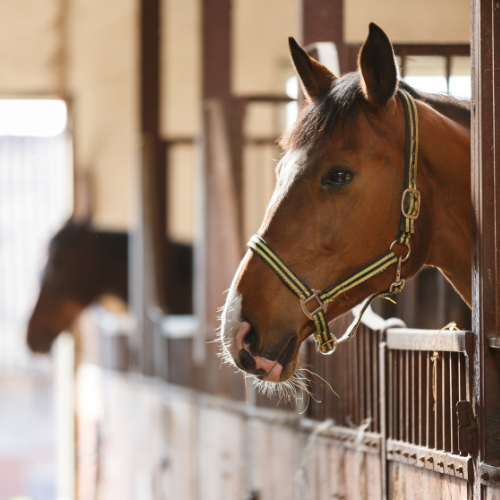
[[300, 289, 327, 320], [401, 188, 421, 220]]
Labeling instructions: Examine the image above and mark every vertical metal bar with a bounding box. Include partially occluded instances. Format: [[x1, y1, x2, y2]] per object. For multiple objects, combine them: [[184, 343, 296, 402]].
[[373, 330, 379, 432], [388, 349, 393, 439], [359, 329, 365, 425], [365, 328, 372, 430], [418, 351, 422, 445], [379, 340, 388, 500], [405, 350, 409, 442], [399, 351, 404, 441], [451, 352, 459, 454], [427, 353, 431, 448], [353, 331, 359, 425]]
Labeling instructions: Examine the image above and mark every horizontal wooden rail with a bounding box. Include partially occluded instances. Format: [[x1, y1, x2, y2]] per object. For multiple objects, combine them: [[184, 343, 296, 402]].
[[386, 328, 474, 353], [386, 439, 472, 482]]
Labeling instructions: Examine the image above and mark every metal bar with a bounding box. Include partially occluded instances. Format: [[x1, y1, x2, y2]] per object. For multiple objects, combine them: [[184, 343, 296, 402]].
[[386, 328, 473, 352], [372, 330, 378, 432], [379, 341, 388, 500], [365, 329, 372, 429], [359, 330, 365, 426], [405, 350, 409, 442], [388, 349, 393, 439], [418, 351, 422, 445], [427, 353, 431, 448], [443, 352, 451, 452], [411, 350, 416, 445], [451, 352, 459, 454], [399, 351, 403, 441], [353, 332, 359, 425]]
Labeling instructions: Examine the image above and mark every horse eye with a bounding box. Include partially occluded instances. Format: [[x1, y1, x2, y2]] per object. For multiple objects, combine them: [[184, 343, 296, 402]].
[[324, 170, 353, 186]]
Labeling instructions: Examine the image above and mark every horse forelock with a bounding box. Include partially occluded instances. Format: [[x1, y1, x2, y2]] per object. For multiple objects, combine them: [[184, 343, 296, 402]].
[[278, 72, 365, 151]]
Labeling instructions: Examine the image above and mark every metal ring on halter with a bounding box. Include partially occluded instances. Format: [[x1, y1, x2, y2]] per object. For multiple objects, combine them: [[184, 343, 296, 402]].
[[316, 334, 337, 355], [390, 240, 411, 262]]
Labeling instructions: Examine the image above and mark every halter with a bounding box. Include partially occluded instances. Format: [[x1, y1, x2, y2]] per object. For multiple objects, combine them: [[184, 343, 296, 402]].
[[248, 89, 420, 355]]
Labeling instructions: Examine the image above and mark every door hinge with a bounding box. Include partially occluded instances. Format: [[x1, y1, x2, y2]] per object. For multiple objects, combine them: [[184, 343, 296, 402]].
[[456, 400, 477, 457]]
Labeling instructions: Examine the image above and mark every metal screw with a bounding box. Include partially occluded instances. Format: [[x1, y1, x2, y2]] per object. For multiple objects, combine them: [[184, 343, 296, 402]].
[[427, 457, 434, 463], [437, 461, 444, 467], [410, 454, 417, 459], [403, 452, 409, 458], [482, 473, 489, 481], [395, 449, 401, 454], [419, 457, 425, 463], [456, 466, 463, 474], [447, 464, 454, 470]]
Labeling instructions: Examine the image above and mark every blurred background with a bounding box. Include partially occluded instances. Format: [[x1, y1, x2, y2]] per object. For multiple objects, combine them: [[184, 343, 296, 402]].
[[0, 0, 471, 499]]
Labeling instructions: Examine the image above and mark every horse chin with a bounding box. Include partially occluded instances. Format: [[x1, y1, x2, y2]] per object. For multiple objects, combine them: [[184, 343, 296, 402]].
[[26, 330, 56, 353]]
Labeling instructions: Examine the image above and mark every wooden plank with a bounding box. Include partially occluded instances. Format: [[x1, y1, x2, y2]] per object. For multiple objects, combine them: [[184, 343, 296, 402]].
[[386, 328, 474, 353], [389, 461, 468, 499], [299, 0, 345, 73], [471, 1, 500, 497]]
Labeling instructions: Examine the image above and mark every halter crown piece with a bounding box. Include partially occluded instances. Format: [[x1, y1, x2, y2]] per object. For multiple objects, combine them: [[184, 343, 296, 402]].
[[248, 89, 420, 355]]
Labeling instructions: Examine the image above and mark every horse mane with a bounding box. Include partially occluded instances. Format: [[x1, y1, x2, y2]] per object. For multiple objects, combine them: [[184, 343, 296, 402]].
[[279, 73, 471, 151]]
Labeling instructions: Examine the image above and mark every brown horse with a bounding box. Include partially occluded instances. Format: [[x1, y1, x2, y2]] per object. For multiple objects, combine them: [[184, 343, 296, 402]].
[[220, 24, 471, 394], [27, 220, 129, 353], [27, 219, 194, 353]]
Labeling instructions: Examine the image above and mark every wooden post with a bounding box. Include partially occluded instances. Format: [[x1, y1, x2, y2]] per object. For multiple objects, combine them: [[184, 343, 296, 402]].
[[471, 0, 500, 495], [130, 0, 168, 376], [298, 0, 345, 73], [196, 0, 244, 398]]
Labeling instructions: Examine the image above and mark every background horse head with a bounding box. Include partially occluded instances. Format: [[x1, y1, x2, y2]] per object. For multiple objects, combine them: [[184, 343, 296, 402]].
[[27, 220, 128, 353], [221, 24, 471, 392]]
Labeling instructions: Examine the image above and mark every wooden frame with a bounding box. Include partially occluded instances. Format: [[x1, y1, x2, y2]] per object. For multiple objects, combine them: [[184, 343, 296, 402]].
[[471, 0, 500, 495]]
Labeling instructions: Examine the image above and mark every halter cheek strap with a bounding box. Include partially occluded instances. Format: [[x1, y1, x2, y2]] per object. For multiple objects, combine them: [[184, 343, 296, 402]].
[[247, 88, 420, 355]]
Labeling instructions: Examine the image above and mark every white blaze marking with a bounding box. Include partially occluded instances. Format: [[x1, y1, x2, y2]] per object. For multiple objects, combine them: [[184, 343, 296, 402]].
[[266, 147, 309, 219]]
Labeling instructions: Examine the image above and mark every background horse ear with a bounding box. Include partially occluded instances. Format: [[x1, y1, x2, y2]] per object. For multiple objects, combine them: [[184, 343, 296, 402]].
[[288, 37, 336, 102], [358, 23, 398, 108]]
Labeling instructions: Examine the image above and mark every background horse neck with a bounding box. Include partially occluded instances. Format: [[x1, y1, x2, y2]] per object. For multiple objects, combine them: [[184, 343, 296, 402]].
[[92, 230, 128, 301]]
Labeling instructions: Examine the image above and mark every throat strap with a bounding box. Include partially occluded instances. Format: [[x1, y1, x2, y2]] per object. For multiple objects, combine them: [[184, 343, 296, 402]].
[[247, 88, 419, 355]]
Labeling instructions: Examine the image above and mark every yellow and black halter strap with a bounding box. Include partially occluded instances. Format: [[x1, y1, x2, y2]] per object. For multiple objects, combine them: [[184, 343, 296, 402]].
[[248, 88, 419, 355]]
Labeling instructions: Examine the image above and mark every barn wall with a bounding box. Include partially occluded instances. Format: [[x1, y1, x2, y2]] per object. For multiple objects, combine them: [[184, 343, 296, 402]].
[[0, 0, 64, 95], [67, 0, 139, 231], [78, 366, 390, 500], [388, 462, 468, 500], [345, 0, 470, 43]]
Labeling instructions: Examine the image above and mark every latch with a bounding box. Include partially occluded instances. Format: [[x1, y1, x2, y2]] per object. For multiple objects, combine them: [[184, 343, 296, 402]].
[[456, 400, 477, 456]]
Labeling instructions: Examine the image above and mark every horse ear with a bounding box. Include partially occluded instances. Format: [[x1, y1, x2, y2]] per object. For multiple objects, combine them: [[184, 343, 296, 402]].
[[358, 23, 398, 107], [289, 37, 336, 102]]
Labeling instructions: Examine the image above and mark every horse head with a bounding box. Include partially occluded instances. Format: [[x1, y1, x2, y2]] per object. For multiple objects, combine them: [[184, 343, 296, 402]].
[[27, 219, 100, 353], [220, 23, 471, 394]]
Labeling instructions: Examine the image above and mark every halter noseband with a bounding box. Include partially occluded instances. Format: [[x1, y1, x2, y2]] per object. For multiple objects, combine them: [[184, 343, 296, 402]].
[[248, 89, 420, 355]]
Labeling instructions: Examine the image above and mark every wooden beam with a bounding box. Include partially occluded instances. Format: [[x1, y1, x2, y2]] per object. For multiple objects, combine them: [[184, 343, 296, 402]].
[[471, 0, 500, 493], [299, 0, 345, 73], [130, 0, 168, 376]]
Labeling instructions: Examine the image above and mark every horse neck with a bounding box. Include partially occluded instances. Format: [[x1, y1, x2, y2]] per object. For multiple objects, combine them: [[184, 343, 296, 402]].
[[92, 231, 129, 301], [418, 101, 472, 305]]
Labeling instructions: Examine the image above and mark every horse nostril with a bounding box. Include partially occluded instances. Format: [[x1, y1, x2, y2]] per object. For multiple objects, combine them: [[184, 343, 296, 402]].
[[242, 322, 258, 352]]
